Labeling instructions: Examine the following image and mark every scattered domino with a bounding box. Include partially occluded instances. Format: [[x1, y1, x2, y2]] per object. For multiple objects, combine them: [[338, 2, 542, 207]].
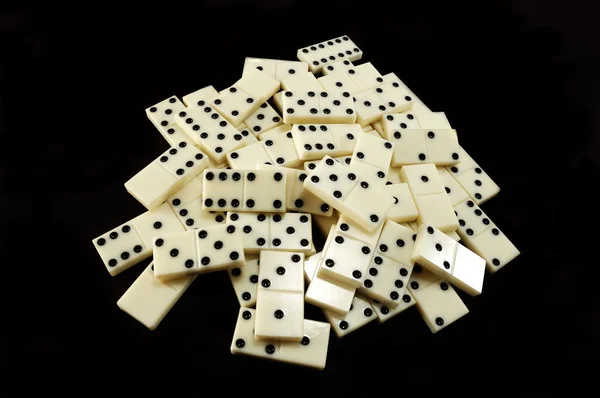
[[282, 91, 356, 124], [93, 34, 521, 371], [125, 141, 209, 210]]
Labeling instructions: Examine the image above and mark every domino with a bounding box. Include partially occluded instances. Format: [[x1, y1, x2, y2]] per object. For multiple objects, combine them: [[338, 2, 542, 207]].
[[411, 278, 469, 334], [175, 106, 247, 163], [211, 86, 260, 127], [388, 129, 460, 166], [231, 307, 282, 360], [296, 41, 338, 74], [282, 91, 356, 124], [125, 141, 209, 210], [254, 251, 305, 341], [303, 156, 359, 212], [411, 224, 486, 296], [321, 59, 355, 75], [171, 197, 225, 230], [423, 129, 461, 165], [231, 68, 281, 103], [305, 267, 355, 316], [131, 202, 187, 246], [92, 220, 152, 277], [291, 124, 337, 161], [291, 123, 360, 161], [381, 72, 431, 113], [238, 126, 259, 145], [281, 71, 324, 91], [153, 224, 245, 281], [376, 219, 417, 263], [231, 308, 330, 370], [358, 253, 413, 308], [338, 174, 395, 233], [413, 192, 459, 232], [323, 294, 376, 338], [117, 262, 196, 330], [269, 213, 313, 253], [145, 95, 188, 144], [407, 264, 441, 294], [152, 230, 198, 281], [258, 250, 305, 293], [413, 110, 452, 129], [244, 102, 283, 136], [195, 224, 246, 273], [446, 146, 500, 205], [275, 60, 310, 82], [352, 89, 389, 126], [243, 169, 287, 212], [257, 123, 292, 141], [317, 230, 373, 288], [288, 170, 334, 216], [255, 289, 304, 341], [304, 231, 356, 315], [226, 211, 270, 253], [304, 156, 394, 232], [242, 57, 277, 78], [276, 319, 330, 370], [226, 141, 273, 169], [242, 58, 309, 82], [437, 166, 470, 206], [92, 201, 189, 276], [373, 81, 414, 114], [325, 35, 363, 62], [202, 169, 244, 211], [228, 254, 259, 307], [356, 220, 416, 307], [453, 199, 519, 272], [318, 71, 361, 95], [350, 133, 395, 172], [262, 132, 302, 168], [383, 183, 419, 223], [367, 290, 415, 323], [182, 85, 220, 107], [335, 214, 384, 247], [167, 176, 204, 209], [347, 62, 384, 91], [318, 91, 357, 124], [399, 163, 458, 232], [381, 111, 421, 140]]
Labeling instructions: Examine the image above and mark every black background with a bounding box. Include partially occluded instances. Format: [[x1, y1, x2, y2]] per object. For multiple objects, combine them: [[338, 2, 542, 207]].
[[2, 1, 599, 395]]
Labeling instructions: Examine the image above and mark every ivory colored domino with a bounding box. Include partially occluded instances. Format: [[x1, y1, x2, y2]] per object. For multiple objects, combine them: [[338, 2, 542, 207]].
[[411, 278, 469, 334], [453, 199, 519, 272], [411, 224, 486, 296], [92, 201, 186, 276], [125, 141, 209, 211], [231, 308, 330, 370], [323, 294, 376, 338], [305, 230, 355, 316], [117, 262, 196, 330], [228, 254, 260, 307], [367, 290, 415, 323]]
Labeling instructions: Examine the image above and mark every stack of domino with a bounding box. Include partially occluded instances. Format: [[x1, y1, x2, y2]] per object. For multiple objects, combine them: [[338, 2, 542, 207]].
[[92, 36, 520, 370]]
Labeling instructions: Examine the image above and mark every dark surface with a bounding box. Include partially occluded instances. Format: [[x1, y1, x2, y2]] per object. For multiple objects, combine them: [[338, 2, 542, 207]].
[[2, 1, 598, 395]]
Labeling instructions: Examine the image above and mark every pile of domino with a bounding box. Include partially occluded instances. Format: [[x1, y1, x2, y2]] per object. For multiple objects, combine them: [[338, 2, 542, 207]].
[[92, 36, 520, 370]]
